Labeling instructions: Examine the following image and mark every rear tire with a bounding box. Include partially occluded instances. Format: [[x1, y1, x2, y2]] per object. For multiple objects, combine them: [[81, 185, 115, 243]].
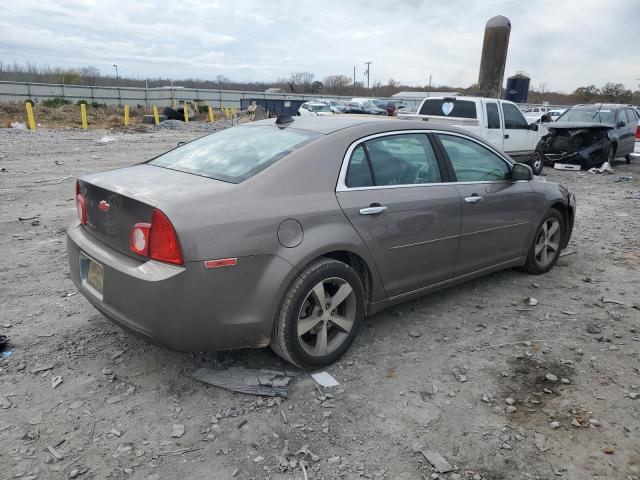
[[271, 258, 364, 369], [522, 209, 565, 275], [531, 151, 544, 175], [162, 107, 183, 121]]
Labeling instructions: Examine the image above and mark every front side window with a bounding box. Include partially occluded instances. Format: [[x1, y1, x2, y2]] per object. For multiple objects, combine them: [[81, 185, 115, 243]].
[[486, 102, 500, 129], [149, 126, 319, 183], [438, 134, 510, 182], [502, 103, 529, 130], [344, 133, 442, 187]]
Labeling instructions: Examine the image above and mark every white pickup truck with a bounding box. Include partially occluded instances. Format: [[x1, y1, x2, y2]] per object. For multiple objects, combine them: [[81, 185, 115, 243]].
[[398, 96, 544, 174]]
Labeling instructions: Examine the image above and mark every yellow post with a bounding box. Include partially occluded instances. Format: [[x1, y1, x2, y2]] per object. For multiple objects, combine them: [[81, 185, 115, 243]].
[[163, 99, 168, 107], [172, 99, 177, 109], [80, 103, 88, 129], [152, 105, 160, 125], [232, 106, 237, 116], [183, 103, 189, 123], [123, 104, 130, 127], [193, 100, 198, 112], [207, 105, 214, 124], [25, 102, 36, 130]]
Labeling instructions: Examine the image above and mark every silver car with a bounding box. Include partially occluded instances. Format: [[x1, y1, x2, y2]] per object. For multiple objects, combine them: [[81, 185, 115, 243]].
[[67, 116, 575, 368]]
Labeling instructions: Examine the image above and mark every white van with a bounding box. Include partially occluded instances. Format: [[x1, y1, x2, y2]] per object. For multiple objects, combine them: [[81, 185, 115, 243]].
[[398, 96, 543, 174]]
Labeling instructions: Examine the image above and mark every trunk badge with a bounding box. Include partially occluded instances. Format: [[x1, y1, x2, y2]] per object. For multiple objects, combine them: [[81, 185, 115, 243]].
[[98, 200, 110, 212]]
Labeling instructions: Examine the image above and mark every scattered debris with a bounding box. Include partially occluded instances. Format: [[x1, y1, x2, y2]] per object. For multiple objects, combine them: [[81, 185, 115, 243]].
[[10, 121, 27, 130], [614, 175, 633, 182], [311, 371, 339, 388], [554, 163, 581, 171], [418, 449, 454, 473], [559, 249, 576, 257], [31, 364, 54, 374], [170, 424, 185, 438], [526, 297, 538, 306], [0, 335, 8, 352], [193, 367, 295, 397], [296, 445, 321, 462], [588, 162, 613, 174], [51, 375, 63, 389], [98, 136, 116, 143]]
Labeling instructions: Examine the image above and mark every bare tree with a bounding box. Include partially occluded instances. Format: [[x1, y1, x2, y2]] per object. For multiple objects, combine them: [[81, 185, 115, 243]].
[[79, 66, 100, 86]]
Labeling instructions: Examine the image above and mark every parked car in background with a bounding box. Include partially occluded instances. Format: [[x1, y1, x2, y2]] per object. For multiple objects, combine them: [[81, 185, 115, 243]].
[[325, 100, 347, 113], [344, 101, 388, 115], [524, 106, 550, 124], [634, 116, 640, 158], [298, 102, 334, 116], [536, 104, 638, 167], [398, 96, 543, 174], [373, 100, 407, 116], [67, 116, 575, 368]]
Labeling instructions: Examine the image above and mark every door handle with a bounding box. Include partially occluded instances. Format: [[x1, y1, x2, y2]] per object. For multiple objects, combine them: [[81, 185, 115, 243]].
[[359, 205, 387, 215], [464, 195, 483, 204], [504, 134, 510, 139]]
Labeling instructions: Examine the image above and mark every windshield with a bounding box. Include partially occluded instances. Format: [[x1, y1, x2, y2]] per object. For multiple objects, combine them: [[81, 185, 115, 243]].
[[558, 107, 615, 124], [149, 126, 319, 183]]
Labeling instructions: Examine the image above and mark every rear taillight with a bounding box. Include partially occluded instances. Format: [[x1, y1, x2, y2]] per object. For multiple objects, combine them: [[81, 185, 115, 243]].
[[636, 125, 640, 140], [75, 181, 86, 225], [130, 209, 183, 265]]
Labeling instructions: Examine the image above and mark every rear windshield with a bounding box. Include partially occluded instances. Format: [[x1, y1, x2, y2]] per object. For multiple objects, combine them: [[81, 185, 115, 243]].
[[419, 99, 477, 119], [557, 107, 615, 124], [149, 126, 319, 183]]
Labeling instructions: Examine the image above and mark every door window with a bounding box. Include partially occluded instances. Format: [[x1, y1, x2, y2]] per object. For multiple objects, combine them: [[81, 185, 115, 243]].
[[344, 134, 442, 187], [486, 102, 500, 129], [502, 103, 529, 130], [438, 134, 510, 182]]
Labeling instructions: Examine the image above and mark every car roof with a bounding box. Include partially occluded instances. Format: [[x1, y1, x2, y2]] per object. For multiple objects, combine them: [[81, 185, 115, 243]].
[[248, 116, 482, 137], [573, 103, 627, 109]]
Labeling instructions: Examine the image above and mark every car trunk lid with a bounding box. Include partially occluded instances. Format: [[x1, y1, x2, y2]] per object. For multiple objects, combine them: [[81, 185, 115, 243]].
[[78, 164, 233, 259]]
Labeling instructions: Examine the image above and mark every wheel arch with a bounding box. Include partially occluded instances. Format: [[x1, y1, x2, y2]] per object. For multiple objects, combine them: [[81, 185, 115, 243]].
[[549, 201, 573, 249]]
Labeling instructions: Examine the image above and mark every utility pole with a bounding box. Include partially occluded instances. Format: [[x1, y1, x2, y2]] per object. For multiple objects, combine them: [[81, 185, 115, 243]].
[[428, 75, 432, 90], [365, 62, 372, 90], [353, 66, 356, 87], [113, 64, 119, 80]]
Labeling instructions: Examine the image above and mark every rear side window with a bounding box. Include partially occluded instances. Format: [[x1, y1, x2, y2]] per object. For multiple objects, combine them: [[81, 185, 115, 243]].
[[149, 126, 319, 183], [419, 99, 477, 119], [486, 103, 500, 129], [502, 103, 529, 129], [438, 134, 510, 182], [345, 133, 442, 187]]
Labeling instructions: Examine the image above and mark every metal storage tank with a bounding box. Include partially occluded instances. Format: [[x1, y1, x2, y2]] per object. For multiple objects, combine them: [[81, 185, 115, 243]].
[[477, 15, 511, 99], [505, 72, 530, 103]]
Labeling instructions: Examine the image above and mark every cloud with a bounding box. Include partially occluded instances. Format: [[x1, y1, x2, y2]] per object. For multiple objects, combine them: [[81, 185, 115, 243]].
[[0, 0, 637, 91]]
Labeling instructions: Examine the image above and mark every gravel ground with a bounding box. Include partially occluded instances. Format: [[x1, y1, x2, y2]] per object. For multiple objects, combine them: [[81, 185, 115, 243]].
[[1, 126, 639, 480]]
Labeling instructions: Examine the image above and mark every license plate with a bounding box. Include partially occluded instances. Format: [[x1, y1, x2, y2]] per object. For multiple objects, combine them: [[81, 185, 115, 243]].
[[87, 259, 104, 294]]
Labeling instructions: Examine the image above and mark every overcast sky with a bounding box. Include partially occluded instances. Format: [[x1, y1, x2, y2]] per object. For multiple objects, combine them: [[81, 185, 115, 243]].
[[1, 0, 637, 92]]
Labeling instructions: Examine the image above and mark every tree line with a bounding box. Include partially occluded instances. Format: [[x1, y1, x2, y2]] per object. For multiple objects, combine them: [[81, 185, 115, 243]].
[[0, 62, 637, 105]]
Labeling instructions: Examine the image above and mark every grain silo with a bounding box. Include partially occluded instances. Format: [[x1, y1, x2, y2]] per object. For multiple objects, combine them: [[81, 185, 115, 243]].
[[477, 15, 511, 99]]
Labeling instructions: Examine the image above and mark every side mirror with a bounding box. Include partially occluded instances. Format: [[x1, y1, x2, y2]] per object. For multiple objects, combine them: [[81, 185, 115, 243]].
[[529, 122, 539, 131], [512, 163, 533, 181], [177, 141, 186, 147]]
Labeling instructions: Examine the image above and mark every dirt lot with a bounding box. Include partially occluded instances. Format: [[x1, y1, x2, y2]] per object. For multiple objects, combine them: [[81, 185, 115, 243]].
[[1, 125, 639, 480]]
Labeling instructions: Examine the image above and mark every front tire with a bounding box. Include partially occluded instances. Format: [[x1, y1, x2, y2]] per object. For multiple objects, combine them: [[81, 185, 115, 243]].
[[603, 143, 615, 166], [531, 151, 544, 175], [522, 209, 565, 274], [626, 154, 632, 164], [271, 258, 364, 369]]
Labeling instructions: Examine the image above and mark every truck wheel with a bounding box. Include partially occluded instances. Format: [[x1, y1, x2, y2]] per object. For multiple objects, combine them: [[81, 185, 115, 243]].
[[531, 151, 544, 175]]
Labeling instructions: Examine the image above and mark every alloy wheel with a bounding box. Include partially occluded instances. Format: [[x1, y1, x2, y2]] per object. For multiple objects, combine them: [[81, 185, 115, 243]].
[[297, 277, 356, 357], [534, 218, 561, 268]]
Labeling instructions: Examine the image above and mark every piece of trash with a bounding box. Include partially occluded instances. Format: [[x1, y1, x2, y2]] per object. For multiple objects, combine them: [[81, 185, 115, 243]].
[[1, 350, 12, 358], [588, 162, 613, 174], [554, 163, 581, 171], [170, 424, 185, 438], [0, 335, 8, 352], [614, 175, 632, 182], [98, 136, 116, 143], [31, 365, 54, 374], [47, 445, 63, 460], [559, 249, 575, 257], [18, 216, 39, 221], [51, 375, 63, 389], [418, 449, 454, 473], [296, 445, 321, 462], [10, 121, 27, 130], [311, 371, 339, 388], [525, 297, 538, 306], [193, 366, 296, 397]]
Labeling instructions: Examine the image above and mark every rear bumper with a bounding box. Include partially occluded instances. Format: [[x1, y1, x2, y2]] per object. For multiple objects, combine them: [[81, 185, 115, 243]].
[[66, 222, 292, 352]]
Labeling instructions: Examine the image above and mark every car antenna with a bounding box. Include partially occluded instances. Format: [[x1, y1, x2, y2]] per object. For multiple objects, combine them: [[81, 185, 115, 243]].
[[275, 114, 294, 126]]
